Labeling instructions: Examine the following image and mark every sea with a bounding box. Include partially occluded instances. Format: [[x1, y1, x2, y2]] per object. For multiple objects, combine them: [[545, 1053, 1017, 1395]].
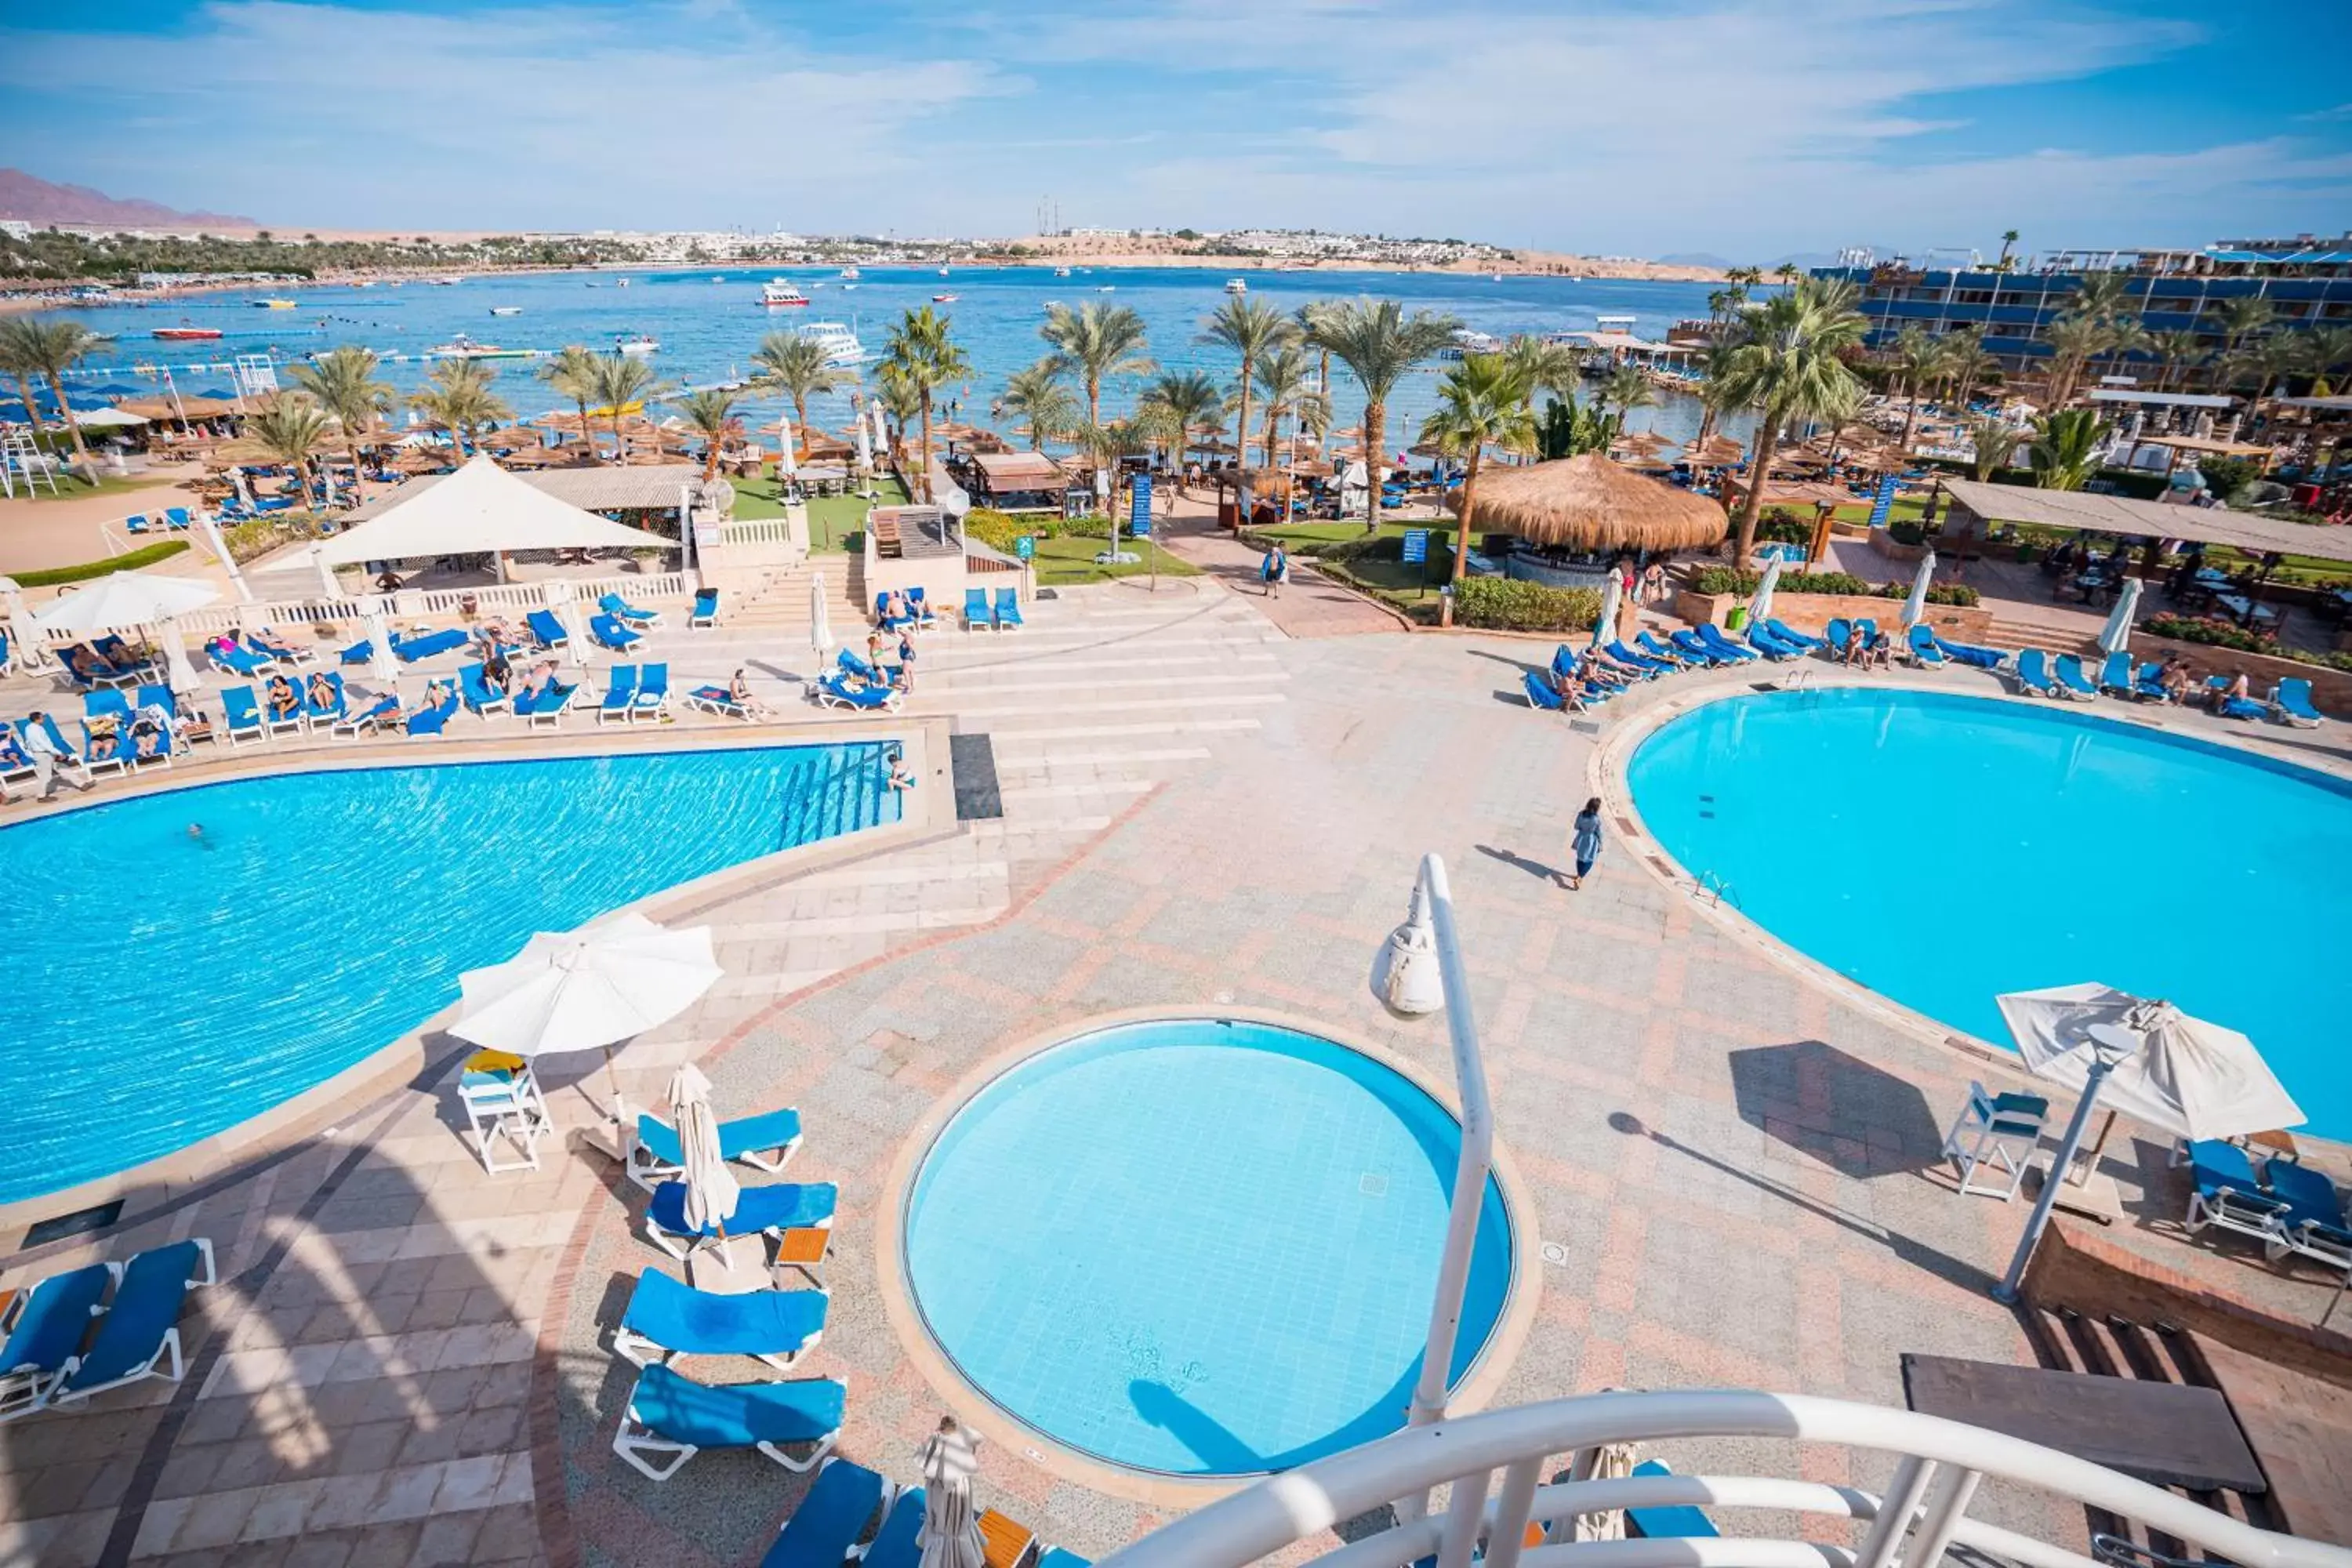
[[40, 264, 1753, 452]]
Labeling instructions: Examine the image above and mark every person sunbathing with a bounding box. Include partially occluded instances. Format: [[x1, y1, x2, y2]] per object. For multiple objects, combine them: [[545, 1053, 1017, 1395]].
[[1864, 630, 1894, 670], [517, 661, 557, 700], [265, 675, 301, 719], [131, 717, 165, 760], [249, 626, 298, 657], [67, 645, 113, 681], [86, 715, 122, 760], [2216, 670, 2252, 710], [305, 673, 336, 710], [728, 668, 771, 719], [1591, 645, 1647, 681], [0, 731, 26, 770], [1839, 624, 1867, 666]]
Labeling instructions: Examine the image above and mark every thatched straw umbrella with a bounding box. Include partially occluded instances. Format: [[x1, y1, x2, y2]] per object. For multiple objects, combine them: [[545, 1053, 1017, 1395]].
[[1684, 434, 1746, 468], [1447, 453, 1728, 554]]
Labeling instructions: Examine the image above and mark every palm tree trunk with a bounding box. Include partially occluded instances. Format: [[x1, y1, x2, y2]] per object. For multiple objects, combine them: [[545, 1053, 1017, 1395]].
[[9, 374, 49, 450], [1363, 397, 1385, 532], [1897, 390, 1920, 461], [575, 397, 599, 464], [791, 394, 809, 462], [917, 390, 934, 502], [1234, 358, 1254, 478], [47, 373, 89, 459], [1444, 448, 1483, 628], [1733, 416, 1781, 559], [345, 436, 363, 504]]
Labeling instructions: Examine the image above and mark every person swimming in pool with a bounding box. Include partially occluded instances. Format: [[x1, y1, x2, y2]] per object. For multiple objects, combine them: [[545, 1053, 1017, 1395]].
[[885, 747, 916, 792]]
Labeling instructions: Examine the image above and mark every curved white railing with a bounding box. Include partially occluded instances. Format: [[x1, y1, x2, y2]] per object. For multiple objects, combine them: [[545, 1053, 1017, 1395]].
[[1099, 1390, 2350, 1568]]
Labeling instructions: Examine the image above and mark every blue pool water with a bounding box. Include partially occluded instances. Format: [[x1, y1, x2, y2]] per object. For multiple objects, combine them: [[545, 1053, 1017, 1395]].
[[0, 743, 898, 1203], [902, 1018, 1515, 1476], [1628, 689, 2352, 1138]]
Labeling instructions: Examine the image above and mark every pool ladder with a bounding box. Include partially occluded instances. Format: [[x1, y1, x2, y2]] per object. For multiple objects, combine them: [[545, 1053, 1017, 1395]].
[[1697, 869, 1742, 909]]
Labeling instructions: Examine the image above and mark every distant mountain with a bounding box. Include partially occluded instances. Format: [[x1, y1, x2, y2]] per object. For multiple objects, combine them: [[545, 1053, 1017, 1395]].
[[1658, 252, 1737, 270], [0, 169, 257, 232]]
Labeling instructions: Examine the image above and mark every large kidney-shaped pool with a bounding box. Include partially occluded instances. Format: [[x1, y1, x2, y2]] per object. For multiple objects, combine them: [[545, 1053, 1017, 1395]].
[[1628, 689, 2352, 1138], [902, 1018, 1515, 1477], [0, 742, 900, 1205]]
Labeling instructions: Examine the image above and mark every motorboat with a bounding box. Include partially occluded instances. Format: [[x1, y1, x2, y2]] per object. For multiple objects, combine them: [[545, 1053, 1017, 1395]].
[[489, 306, 523, 317], [1054, 266, 1072, 278], [429, 334, 531, 359], [932, 292, 959, 303], [1225, 278, 1248, 294], [840, 267, 861, 280], [797, 321, 868, 367], [615, 333, 659, 355], [253, 298, 296, 309], [761, 280, 811, 307], [152, 327, 222, 341]]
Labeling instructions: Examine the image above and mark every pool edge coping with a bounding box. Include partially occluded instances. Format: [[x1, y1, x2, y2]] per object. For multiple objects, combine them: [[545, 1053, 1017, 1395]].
[[869, 1003, 1546, 1510]]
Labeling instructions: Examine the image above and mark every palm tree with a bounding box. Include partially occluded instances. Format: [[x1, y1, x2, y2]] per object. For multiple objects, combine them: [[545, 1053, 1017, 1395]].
[[1253, 346, 1329, 509], [534, 347, 604, 464], [1000, 358, 1080, 451], [0, 323, 56, 451], [2069, 270, 2139, 325], [2027, 408, 2107, 491], [1418, 354, 1536, 617], [2219, 296, 2274, 358], [1137, 369, 1224, 463], [407, 360, 511, 460], [1294, 300, 1338, 408], [1500, 335, 1582, 409], [1886, 328, 1946, 457], [1712, 278, 1868, 557], [2301, 326, 2352, 397], [245, 394, 335, 508], [2227, 332, 2306, 421], [881, 305, 972, 501], [1041, 300, 1154, 432], [589, 351, 660, 464], [1943, 337, 2000, 409], [288, 345, 393, 499], [873, 362, 923, 470], [1995, 230, 2020, 270], [1969, 417, 2020, 481], [1773, 263, 1801, 289], [2143, 330, 2205, 393], [1195, 297, 1294, 470], [1598, 362, 1655, 426], [749, 332, 852, 456], [1303, 297, 1460, 528], [0, 318, 100, 459], [670, 388, 745, 481], [2040, 313, 2111, 409]]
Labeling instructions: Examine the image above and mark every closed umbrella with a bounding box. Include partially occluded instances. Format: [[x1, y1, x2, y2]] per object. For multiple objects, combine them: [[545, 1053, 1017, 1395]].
[[1748, 554, 1785, 628], [778, 416, 799, 481], [361, 594, 401, 684], [2099, 577, 2143, 656], [451, 913, 722, 1120], [1900, 549, 1936, 627], [156, 615, 205, 695], [855, 407, 873, 474], [1, 578, 44, 670], [1592, 571, 1622, 648], [916, 1419, 985, 1568], [810, 568, 833, 659], [545, 579, 590, 670], [1551, 1439, 1640, 1543], [664, 1062, 739, 1235]]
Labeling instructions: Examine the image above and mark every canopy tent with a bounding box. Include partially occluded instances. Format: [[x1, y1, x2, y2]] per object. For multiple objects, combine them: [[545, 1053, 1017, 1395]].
[[290, 454, 672, 569], [1940, 477, 2352, 565], [70, 407, 150, 430], [1455, 454, 1730, 553], [115, 396, 241, 421]]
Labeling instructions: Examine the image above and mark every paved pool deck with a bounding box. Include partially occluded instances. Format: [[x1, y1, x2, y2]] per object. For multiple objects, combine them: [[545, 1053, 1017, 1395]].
[[2, 577, 2347, 1568]]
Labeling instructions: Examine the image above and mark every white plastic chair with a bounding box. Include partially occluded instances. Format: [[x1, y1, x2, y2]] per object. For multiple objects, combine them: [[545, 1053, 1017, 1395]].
[[1941, 1080, 2049, 1200], [456, 1060, 551, 1174]]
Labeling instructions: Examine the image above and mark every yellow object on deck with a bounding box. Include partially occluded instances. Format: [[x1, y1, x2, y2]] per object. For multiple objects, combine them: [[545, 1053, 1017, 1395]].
[[463, 1047, 528, 1076]]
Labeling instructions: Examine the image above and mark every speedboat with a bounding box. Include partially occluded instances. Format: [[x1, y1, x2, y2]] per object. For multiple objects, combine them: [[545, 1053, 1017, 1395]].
[[152, 326, 222, 341], [797, 321, 868, 367], [253, 298, 296, 309], [761, 280, 811, 307], [1225, 278, 1248, 294], [932, 292, 959, 303], [615, 333, 659, 355], [489, 306, 523, 317], [1054, 266, 1072, 278], [429, 334, 531, 359], [840, 267, 860, 280]]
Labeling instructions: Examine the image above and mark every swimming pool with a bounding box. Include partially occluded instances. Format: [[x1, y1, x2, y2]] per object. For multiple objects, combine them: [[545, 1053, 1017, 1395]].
[[902, 1018, 1515, 1477], [0, 742, 900, 1205], [1627, 689, 2352, 1138]]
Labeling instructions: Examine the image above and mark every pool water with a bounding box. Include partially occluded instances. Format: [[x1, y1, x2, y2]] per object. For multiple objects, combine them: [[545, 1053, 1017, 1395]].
[[1628, 689, 2352, 1138], [0, 742, 898, 1204], [902, 1018, 1515, 1477]]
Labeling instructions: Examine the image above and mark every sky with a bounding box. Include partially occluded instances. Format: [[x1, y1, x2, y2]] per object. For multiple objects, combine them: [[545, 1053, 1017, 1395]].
[[2, 0, 2348, 262]]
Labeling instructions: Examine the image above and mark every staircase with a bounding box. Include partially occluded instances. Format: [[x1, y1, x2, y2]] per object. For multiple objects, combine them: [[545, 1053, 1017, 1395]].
[[724, 556, 869, 637], [1976, 612, 2102, 655]]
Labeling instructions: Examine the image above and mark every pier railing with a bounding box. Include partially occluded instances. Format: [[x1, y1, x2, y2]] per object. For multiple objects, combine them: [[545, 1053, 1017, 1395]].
[[167, 572, 694, 639]]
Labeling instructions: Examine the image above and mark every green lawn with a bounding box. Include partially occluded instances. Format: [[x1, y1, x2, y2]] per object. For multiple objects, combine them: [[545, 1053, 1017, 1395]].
[[6, 470, 182, 505], [730, 474, 910, 553], [1029, 532, 1202, 587]]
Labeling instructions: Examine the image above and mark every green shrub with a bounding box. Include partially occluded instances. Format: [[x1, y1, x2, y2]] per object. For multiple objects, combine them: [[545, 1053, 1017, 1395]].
[[1452, 576, 1602, 633], [1871, 580, 1980, 606], [2143, 613, 2269, 652], [1756, 508, 1812, 544], [1691, 564, 1976, 606], [1888, 519, 1929, 546], [12, 539, 190, 586], [963, 507, 1097, 550]]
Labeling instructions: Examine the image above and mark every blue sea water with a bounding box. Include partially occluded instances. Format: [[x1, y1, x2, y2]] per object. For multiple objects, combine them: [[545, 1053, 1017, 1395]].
[[0, 742, 898, 1203], [902, 1018, 1515, 1475], [45, 264, 1747, 452], [1627, 689, 2352, 1139]]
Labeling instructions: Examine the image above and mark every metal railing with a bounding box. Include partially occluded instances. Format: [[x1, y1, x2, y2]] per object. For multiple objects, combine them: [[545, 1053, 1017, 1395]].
[[1099, 1390, 2351, 1568], [1697, 871, 1741, 909], [166, 572, 693, 638]]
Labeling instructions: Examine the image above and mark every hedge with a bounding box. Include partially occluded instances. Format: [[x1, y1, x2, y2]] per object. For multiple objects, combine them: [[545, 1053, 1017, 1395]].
[[1689, 564, 1977, 606], [963, 507, 1103, 552], [1452, 576, 1602, 633], [2143, 612, 2352, 673], [12, 539, 190, 587]]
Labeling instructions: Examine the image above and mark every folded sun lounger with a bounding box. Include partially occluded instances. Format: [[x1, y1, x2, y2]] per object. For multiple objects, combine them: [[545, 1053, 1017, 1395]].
[[630, 1106, 803, 1187], [53, 1239, 216, 1408], [755, 1456, 887, 1567], [644, 1179, 838, 1264], [0, 1262, 112, 1421], [611, 1362, 846, 1481], [613, 1269, 829, 1370]]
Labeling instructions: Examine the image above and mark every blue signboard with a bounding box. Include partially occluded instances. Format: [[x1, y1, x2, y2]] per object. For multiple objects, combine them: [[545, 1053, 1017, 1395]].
[[1014, 535, 1035, 561], [1867, 474, 1899, 529], [1402, 528, 1430, 564], [1128, 474, 1152, 537]]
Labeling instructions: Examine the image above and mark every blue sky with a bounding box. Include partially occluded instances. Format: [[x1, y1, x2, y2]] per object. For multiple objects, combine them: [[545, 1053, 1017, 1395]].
[[2, 0, 2347, 260]]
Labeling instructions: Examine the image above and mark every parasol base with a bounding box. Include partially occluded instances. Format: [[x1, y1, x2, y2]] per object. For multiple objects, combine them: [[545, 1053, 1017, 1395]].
[[2023, 1161, 2122, 1225], [575, 1108, 635, 1165]]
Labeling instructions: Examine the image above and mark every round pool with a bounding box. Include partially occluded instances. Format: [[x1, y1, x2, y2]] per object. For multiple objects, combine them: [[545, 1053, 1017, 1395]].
[[1627, 688, 2352, 1138], [901, 1018, 1515, 1477]]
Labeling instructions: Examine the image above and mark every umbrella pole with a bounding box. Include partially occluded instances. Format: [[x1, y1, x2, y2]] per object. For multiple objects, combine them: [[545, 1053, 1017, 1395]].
[[1993, 1057, 2118, 1303]]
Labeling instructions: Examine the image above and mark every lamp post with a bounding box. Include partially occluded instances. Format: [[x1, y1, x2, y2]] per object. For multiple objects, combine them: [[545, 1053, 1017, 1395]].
[[1370, 854, 1496, 1523], [1991, 1022, 2142, 1304]]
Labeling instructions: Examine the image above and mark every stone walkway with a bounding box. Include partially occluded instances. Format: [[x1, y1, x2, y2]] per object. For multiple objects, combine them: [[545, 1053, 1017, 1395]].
[[3, 584, 2346, 1568]]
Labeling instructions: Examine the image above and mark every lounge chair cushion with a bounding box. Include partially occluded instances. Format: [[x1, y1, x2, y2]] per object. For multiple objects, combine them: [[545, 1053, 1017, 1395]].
[[2266, 1162, 2351, 1238], [0, 1264, 111, 1380], [629, 1363, 844, 1449], [760, 1458, 887, 1567], [60, 1240, 209, 1396], [1625, 1460, 1719, 1539], [648, 1180, 837, 1240], [859, 1486, 929, 1568], [620, 1270, 827, 1361], [637, 1108, 801, 1171]]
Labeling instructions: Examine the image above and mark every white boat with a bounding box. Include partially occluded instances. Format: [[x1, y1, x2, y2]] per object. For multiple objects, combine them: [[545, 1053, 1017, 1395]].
[[1054, 266, 1072, 278], [488, 306, 522, 317], [761, 280, 811, 307], [796, 321, 868, 367], [1225, 278, 1248, 294], [933, 292, 959, 303], [616, 278, 630, 287], [938, 267, 950, 277], [429, 334, 529, 359], [1441, 327, 1503, 360], [615, 333, 659, 355], [840, 267, 860, 280]]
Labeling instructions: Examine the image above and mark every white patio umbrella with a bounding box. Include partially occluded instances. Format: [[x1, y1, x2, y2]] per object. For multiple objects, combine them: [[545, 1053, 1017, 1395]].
[[2099, 577, 2143, 656], [777, 416, 799, 481], [450, 913, 722, 1119], [1900, 549, 1936, 627], [869, 400, 889, 460], [544, 579, 589, 670], [1592, 571, 1622, 648], [1748, 554, 1785, 628], [915, 1420, 985, 1568], [360, 594, 401, 684], [32, 570, 218, 636], [1, 577, 45, 670], [1991, 983, 2300, 1301], [809, 568, 834, 658], [664, 1062, 739, 1234]]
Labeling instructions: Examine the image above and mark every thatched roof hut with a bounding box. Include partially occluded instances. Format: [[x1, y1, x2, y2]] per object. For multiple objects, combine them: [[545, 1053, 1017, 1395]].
[[1450, 453, 1728, 552]]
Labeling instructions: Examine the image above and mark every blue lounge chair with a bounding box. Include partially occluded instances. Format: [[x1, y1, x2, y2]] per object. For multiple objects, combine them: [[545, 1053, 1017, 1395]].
[[688, 587, 719, 628], [755, 1457, 887, 1567], [2095, 650, 2136, 696], [1824, 618, 1852, 656], [1695, 622, 1759, 663], [1635, 630, 1690, 667], [0, 731, 35, 797], [995, 586, 1025, 630], [1036, 1552, 1093, 1568], [1907, 624, 1947, 668], [60, 643, 140, 690], [1854, 617, 1879, 648], [220, 685, 268, 747], [611, 1362, 846, 1481], [303, 671, 347, 728], [964, 586, 996, 631], [1668, 630, 1725, 666], [645, 1179, 838, 1264], [632, 662, 670, 721], [1605, 640, 1673, 677], [1624, 1460, 1720, 1540], [526, 608, 569, 650], [1933, 633, 2004, 670], [162, 506, 194, 531], [339, 634, 379, 666], [686, 685, 747, 719], [332, 691, 400, 737], [83, 688, 133, 725], [2183, 1139, 2288, 1244], [1743, 622, 1802, 660], [16, 716, 84, 785], [2206, 677, 2267, 721], [405, 693, 459, 736], [93, 637, 149, 674], [209, 642, 273, 678], [837, 648, 896, 685], [2272, 677, 2324, 728], [599, 666, 639, 724], [517, 681, 576, 727], [132, 683, 178, 720], [599, 591, 661, 628], [0, 1262, 111, 1421], [2013, 649, 2058, 697], [860, 1486, 930, 1568], [590, 612, 642, 652], [124, 513, 151, 534], [1523, 670, 1568, 712], [815, 674, 901, 712], [613, 1270, 829, 1370], [458, 661, 510, 717], [2053, 654, 2098, 699], [874, 591, 912, 630], [630, 1106, 802, 1187], [1764, 618, 1824, 652], [246, 630, 307, 666], [2261, 1162, 2352, 1276], [2132, 662, 2169, 701], [53, 1239, 215, 1408]]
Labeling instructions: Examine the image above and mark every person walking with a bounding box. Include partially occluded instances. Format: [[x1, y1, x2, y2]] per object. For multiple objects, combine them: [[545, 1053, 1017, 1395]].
[[1264, 543, 1290, 600], [1566, 797, 1604, 891], [20, 713, 89, 800]]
